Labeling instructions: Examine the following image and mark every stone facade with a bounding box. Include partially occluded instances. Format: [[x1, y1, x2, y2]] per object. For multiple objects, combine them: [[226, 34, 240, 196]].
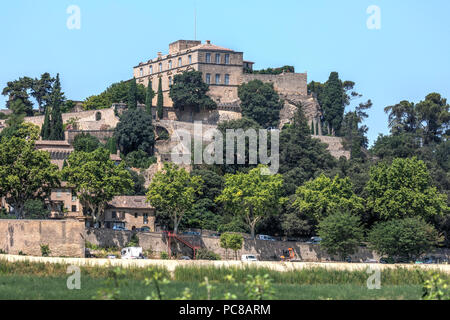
[[0, 219, 85, 257], [103, 196, 156, 231], [134, 40, 244, 107]]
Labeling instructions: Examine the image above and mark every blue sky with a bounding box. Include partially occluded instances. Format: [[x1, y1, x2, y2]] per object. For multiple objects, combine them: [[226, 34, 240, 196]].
[[1, 0, 449, 145]]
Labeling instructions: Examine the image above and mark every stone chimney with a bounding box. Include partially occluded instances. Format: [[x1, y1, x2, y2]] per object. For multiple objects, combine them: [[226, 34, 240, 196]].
[[157, 52, 162, 58], [206, 40, 211, 44]]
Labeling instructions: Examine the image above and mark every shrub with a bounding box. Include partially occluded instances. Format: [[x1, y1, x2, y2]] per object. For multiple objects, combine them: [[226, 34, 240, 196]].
[[124, 150, 156, 169], [160, 251, 169, 260], [220, 233, 244, 260], [126, 233, 140, 247], [196, 248, 221, 261], [40, 244, 51, 257]]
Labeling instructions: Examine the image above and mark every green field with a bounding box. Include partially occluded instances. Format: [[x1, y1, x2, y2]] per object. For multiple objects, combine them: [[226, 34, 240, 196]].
[[0, 260, 446, 300], [0, 275, 423, 300]]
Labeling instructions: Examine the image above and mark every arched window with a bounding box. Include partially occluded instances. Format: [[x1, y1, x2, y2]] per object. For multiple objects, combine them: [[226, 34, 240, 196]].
[[178, 57, 182, 67], [159, 63, 162, 72], [95, 112, 102, 121]]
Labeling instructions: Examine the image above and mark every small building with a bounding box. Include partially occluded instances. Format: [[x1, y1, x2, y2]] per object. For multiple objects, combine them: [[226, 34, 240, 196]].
[[48, 182, 83, 220], [103, 196, 155, 231]]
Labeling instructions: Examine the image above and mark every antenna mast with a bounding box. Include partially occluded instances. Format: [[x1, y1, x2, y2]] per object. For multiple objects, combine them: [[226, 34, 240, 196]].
[[194, 3, 197, 40]]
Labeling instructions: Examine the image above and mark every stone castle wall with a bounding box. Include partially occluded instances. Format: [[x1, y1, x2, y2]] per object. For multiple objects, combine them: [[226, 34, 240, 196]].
[[0, 220, 85, 257], [24, 108, 119, 131], [242, 73, 308, 96]]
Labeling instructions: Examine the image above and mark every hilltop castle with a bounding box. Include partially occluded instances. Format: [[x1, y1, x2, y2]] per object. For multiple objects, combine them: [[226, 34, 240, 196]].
[[133, 40, 323, 129]]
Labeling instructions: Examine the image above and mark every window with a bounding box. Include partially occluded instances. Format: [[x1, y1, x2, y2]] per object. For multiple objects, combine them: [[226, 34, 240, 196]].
[[149, 65, 153, 74], [134, 213, 138, 218], [111, 211, 117, 219], [56, 190, 61, 198], [168, 60, 172, 69], [139, 68, 143, 77], [225, 74, 230, 85], [178, 57, 182, 67], [215, 74, 221, 84], [206, 53, 211, 63], [71, 205, 77, 212], [143, 213, 149, 225], [225, 54, 230, 64], [159, 63, 162, 72], [215, 54, 220, 64], [206, 74, 211, 84], [169, 76, 172, 86], [188, 55, 192, 64], [96, 112, 102, 121]]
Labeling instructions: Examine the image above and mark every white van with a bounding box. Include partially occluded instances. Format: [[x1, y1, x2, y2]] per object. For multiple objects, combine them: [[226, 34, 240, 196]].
[[121, 247, 143, 259], [256, 235, 276, 241], [241, 254, 258, 262]]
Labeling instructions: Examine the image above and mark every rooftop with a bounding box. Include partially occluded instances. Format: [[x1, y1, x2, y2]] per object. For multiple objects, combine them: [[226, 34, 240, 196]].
[[107, 196, 154, 210]]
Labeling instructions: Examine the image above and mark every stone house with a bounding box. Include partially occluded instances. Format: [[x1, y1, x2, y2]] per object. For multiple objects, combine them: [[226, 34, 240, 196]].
[[102, 196, 156, 231]]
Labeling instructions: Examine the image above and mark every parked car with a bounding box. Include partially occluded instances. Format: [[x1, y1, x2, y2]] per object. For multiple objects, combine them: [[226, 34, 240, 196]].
[[182, 231, 201, 236], [364, 259, 379, 264], [113, 225, 128, 231], [210, 233, 221, 238], [306, 237, 322, 244], [180, 256, 192, 260], [137, 227, 151, 233], [241, 254, 258, 262], [106, 255, 117, 259], [256, 235, 276, 241]]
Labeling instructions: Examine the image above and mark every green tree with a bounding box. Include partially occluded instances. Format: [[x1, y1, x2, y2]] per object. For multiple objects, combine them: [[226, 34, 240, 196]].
[[368, 217, 442, 262], [63, 148, 133, 222], [294, 174, 365, 224], [31, 73, 55, 113], [415, 93, 450, 145], [2, 76, 34, 115], [83, 80, 146, 110], [114, 108, 155, 156], [157, 77, 164, 119], [127, 77, 138, 110], [145, 80, 155, 116], [0, 137, 60, 218], [73, 133, 101, 152], [41, 106, 51, 139], [216, 166, 285, 239], [124, 150, 156, 169], [219, 233, 243, 260], [146, 163, 203, 234], [317, 211, 364, 260], [169, 71, 217, 115], [48, 74, 65, 140], [365, 157, 449, 222], [24, 199, 50, 219], [1, 121, 40, 142], [238, 80, 283, 128], [279, 106, 336, 195]]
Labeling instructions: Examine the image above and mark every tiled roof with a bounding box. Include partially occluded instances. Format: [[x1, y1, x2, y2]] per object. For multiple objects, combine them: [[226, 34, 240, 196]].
[[108, 196, 154, 209], [189, 42, 234, 52]]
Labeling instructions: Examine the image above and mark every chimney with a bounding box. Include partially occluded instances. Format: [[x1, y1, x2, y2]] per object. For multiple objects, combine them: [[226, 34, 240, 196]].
[[206, 40, 211, 44], [157, 52, 162, 58]]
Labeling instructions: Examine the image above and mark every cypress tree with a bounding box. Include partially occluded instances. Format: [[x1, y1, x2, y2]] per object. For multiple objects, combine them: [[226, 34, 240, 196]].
[[41, 106, 51, 139], [127, 78, 138, 109], [49, 74, 65, 141], [311, 121, 315, 135], [145, 80, 154, 118], [157, 77, 164, 119]]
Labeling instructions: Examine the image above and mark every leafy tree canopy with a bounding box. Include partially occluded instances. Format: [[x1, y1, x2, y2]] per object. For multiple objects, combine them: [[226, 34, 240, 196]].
[[83, 80, 146, 110], [318, 211, 365, 260], [73, 133, 101, 152], [365, 157, 449, 222], [368, 217, 442, 262], [238, 80, 284, 128], [147, 163, 203, 234], [114, 108, 155, 156], [169, 71, 217, 112], [0, 137, 60, 218], [216, 165, 285, 239], [63, 148, 133, 222], [294, 174, 365, 224]]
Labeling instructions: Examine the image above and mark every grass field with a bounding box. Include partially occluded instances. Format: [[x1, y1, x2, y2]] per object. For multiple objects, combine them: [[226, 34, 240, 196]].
[[0, 260, 446, 300], [0, 275, 423, 300]]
